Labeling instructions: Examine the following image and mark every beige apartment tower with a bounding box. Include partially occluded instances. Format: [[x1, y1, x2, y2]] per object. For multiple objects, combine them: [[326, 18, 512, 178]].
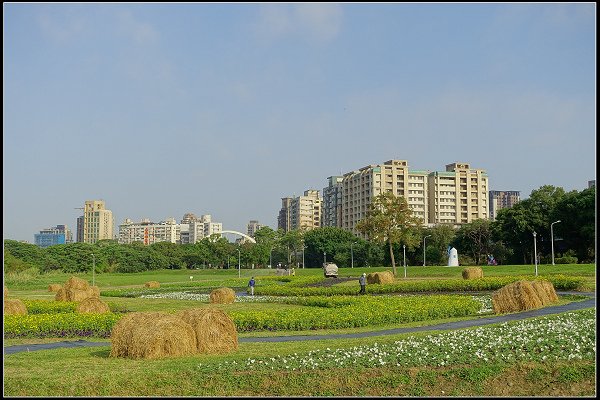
[[278, 190, 322, 232], [82, 200, 114, 243], [341, 160, 428, 235]]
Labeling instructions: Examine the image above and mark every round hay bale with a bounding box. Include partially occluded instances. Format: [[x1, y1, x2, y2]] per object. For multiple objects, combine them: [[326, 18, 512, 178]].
[[4, 286, 8, 298], [492, 280, 544, 314], [144, 281, 160, 288], [462, 267, 483, 280], [178, 308, 238, 354], [77, 297, 110, 314], [55, 287, 68, 301], [87, 286, 100, 298], [209, 287, 236, 304], [48, 284, 62, 292], [110, 312, 197, 359], [64, 276, 90, 291], [531, 280, 559, 304], [4, 299, 28, 315], [367, 271, 395, 284], [64, 288, 93, 302]]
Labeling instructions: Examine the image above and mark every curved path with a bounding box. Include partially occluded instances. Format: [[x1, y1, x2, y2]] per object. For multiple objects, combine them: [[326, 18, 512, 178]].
[[4, 292, 595, 355]]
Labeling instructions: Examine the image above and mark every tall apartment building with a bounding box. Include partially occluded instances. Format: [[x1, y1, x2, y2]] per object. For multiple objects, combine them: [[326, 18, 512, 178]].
[[82, 200, 114, 244], [341, 160, 428, 234], [247, 220, 262, 237], [322, 176, 343, 227], [119, 214, 222, 245], [338, 160, 489, 234], [278, 190, 322, 232], [489, 190, 520, 220], [34, 225, 73, 248], [118, 217, 179, 245], [428, 163, 489, 225]]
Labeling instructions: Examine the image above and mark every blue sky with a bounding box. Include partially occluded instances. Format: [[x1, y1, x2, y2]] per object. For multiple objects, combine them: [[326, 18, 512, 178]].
[[3, 3, 596, 242]]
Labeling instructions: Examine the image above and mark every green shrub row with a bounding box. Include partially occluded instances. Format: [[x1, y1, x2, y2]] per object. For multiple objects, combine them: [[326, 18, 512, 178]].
[[256, 275, 585, 297], [4, 313, 122, 338], [21, 300, 78, 314]]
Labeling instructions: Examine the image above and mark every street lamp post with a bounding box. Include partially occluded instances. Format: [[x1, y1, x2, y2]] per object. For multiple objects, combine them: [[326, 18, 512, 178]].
[[551, 220, 561, 266], [423, 235, 431, 267], [269, 247, 274, 269], [91, 253, 95, 287], [350, 242, 356, 268], [403, 244, 406, 278], [323, 251, 326, 264], [237, 248, 241, 278], [533, 231, 538, 276], [302, 246, 305, 269]]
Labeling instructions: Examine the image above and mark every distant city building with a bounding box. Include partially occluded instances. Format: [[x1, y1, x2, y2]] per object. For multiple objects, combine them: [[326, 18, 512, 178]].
[[589, 180, 595, 188], [489, 190, 521, 220], [34, 225, 73, 248], [82, 200, 114, 244], [322, 176, 343, 227], [119, 214, 222, 245], [247, 220, 262, 237], [278, 190, 322, 232], [76, 216, 84, 243], [428, 163, 489, 225], [337, 160, 489, 235]]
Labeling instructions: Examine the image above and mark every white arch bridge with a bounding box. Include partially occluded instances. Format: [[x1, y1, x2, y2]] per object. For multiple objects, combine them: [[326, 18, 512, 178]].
[[220, 230, 256, 244]]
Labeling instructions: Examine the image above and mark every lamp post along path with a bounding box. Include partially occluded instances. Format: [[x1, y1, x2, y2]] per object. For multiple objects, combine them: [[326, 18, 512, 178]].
[[551, 220, 561, 266], [423, 235, 431, 267], [533, 231, 538, 276]]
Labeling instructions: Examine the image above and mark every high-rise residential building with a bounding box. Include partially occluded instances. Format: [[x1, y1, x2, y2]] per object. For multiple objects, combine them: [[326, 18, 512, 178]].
[[278, 190, 322, 232], [34, 225, 73, 248], [322, 176, 343, 227], [76, 216, 84, 243], [118, 217, 179, 245], [247, 220, 262, 237], [341, 160, 429, 234], [82, 200, 114, 244], [489, 190, 521, 220], [277, 197, 293, 232], [428, 163, 489, 225], [337, 160, 489, 234], [119, 214, 223, 245], [589, 180, 596, 188]]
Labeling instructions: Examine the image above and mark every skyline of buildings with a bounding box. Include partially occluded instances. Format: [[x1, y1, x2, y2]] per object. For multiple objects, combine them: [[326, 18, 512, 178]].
[[28, 158, 593, 247]]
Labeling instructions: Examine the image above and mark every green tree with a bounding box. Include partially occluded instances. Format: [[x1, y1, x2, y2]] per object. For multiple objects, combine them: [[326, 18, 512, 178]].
[[423, 224, 456, 265], [452, 219, 494, 265], [303, 227, 358, 268], [279, 229, 304, 266], [356, 192, 422, 276]]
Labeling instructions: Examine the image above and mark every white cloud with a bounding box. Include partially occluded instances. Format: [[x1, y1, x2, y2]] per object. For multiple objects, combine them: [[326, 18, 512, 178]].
[[256, 3, 342, 43], [37, 12, 86, 44], [116, 10, 159, 45]]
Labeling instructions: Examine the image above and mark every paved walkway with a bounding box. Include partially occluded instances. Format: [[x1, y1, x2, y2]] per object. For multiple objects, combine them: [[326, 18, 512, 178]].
[[4, 292, 595, 355]]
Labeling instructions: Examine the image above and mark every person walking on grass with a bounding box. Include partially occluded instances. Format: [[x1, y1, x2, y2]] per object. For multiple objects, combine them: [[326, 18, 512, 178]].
[[359, 273, 367, 294], [248, 277, 256, 296]]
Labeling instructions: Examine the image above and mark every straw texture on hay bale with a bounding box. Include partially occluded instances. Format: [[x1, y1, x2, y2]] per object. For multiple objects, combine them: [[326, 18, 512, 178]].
[[77, 297, 111, 314], [4, 286, 8, 298], [110, 312, 197, 359], [4, 299, 28, 315], [209, 287, 236, 304], [366, 271, 395, 285], [54, 277, 99, 301], [178, 308, 238, 354], [531, 280, 559, 303], [48, 284, 62, 292], [462, 267, 483, 279], [492, 280, 558, 314], [144, 281, 160, 288], [64, 276, 90, 291]]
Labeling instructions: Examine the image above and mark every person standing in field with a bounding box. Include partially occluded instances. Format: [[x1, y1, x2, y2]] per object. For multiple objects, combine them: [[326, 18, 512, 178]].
[[248, 277, 255, 296], [359, 273, 366, 294]]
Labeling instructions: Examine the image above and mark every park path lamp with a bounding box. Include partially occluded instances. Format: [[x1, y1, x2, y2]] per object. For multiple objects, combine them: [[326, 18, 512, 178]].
[[403, 244, 406, 278], [423, 235, 431, 267], [551, 220, 561, 266], [302, 246, 305, 269], [269, 246, 274, 269], [323, 251, 326, 264], [350, 242, 357, 268], [533, 231, 538, 276], [237, 248, 241, 278], [91, 253, 95, 287]]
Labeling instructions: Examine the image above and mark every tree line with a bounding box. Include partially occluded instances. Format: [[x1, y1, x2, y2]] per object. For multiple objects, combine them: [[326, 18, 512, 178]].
[[4, 185, 594, 275]]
